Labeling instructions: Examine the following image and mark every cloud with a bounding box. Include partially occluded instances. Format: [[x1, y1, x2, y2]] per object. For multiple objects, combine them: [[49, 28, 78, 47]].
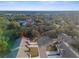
[[0, 1, 17, 5], [15, 6, 50, 11], [0, 1, 79, 11]]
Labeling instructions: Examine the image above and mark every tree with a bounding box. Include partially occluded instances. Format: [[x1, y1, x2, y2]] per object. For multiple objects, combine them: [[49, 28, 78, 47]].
[[7, 21, 20, 30], [0, 39, 8, 53]]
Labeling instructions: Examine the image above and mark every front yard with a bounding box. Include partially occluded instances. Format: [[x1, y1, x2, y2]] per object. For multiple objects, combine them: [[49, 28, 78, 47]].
[[29, 47, 39, 57]]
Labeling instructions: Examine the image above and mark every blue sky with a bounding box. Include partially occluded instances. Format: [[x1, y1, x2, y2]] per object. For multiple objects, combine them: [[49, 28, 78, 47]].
[[0, 1, 79, 11]]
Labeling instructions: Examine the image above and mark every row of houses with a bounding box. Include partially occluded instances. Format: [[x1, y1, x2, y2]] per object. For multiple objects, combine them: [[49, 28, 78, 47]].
[[19, 18, 35, 26]]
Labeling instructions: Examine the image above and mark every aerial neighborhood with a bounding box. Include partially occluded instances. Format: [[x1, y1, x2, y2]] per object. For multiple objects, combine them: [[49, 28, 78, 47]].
[[0, 11, 79, 58]]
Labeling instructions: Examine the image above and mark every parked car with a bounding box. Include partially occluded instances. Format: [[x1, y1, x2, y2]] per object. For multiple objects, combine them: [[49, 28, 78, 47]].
[[47, 50, 61, 58]]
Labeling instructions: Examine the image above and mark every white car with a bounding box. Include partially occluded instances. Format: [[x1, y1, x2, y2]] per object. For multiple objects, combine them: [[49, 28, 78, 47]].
[[47, 51, 61, 58]]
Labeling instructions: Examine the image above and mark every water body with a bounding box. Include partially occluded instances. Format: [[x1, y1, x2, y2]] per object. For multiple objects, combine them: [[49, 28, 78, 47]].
[[4, 38, 21, 58]]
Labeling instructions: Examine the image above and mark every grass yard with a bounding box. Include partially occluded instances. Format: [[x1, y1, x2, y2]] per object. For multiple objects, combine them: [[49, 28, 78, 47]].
[[29, 47, 39, 57]]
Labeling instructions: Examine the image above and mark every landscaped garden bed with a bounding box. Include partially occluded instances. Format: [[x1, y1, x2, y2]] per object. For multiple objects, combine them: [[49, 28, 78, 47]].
[[46, 44, 57, 51]]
